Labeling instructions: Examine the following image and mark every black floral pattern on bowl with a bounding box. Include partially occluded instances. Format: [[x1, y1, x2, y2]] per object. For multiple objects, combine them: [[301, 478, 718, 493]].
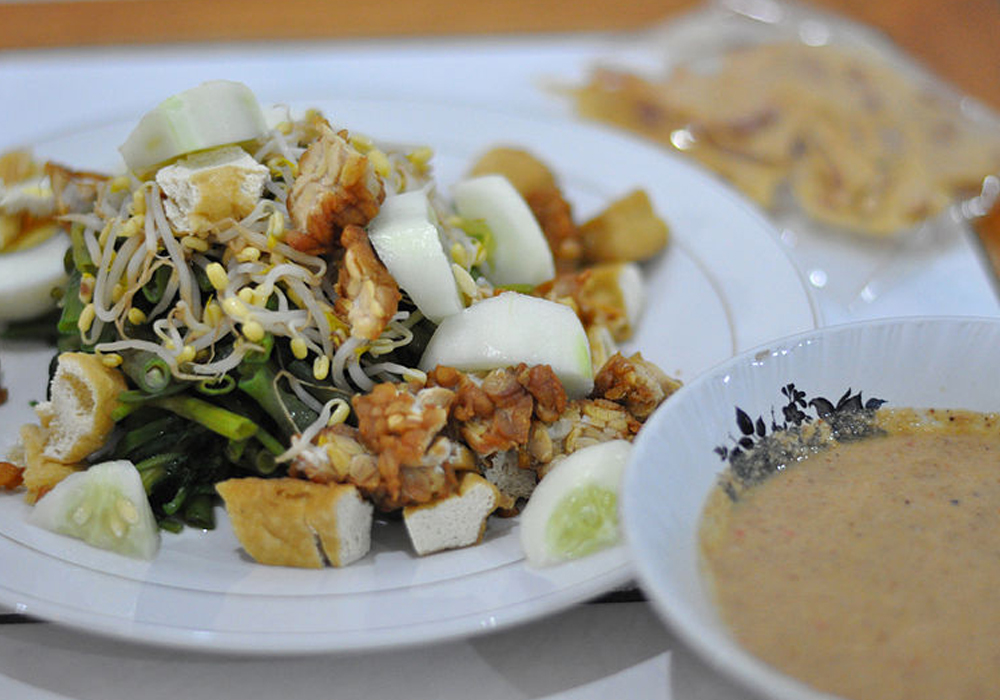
[[714, 383, 885, 498]]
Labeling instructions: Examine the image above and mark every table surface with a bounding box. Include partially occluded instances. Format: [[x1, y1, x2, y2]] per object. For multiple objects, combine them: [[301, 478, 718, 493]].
[[1, 0, 998, 112], [1, 2, 998, 699]]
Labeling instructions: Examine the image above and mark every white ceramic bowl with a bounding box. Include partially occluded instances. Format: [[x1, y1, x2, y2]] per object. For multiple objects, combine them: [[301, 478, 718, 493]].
[[622, 316, 1000, 700]]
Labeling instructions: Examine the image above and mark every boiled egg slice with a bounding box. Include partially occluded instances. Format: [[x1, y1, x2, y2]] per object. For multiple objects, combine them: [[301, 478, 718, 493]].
[[418, 291, 594, 398], [0, 174, 67, 322], [118, 80, 269, 174], [0, 227, 68, 322]]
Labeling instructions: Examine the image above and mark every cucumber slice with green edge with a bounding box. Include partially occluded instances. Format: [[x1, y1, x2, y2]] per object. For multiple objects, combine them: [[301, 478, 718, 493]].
[[519, 439, 631, 567], [28, 460, 161, 560]]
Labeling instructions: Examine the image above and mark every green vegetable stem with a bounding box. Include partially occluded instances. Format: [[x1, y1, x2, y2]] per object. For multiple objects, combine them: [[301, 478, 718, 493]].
[[120, 349, 173, 394], [237, 361, 318, 438], [150, 395, 258, 441]]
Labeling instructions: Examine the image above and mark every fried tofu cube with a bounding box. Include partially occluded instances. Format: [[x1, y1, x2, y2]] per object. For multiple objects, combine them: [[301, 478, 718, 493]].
[[155, 145, 268, 234], [34, 352, 126, 464], [580, 189, 669, 263], [403, 472, 500, 556], [216, 478, 373, 568]]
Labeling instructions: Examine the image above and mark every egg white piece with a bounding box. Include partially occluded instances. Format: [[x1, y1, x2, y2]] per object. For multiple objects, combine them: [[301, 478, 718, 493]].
[[367, 190, 464, 323], [418, 291, 594, 398], [0, 231, 69, 322], [451, 174, 555, 287]]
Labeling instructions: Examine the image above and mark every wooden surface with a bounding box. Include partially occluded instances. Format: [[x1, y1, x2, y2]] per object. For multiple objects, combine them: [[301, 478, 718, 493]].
[[0, 0, 998, 111]]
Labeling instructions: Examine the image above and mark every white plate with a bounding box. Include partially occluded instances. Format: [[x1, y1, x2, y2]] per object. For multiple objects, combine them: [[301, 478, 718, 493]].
[[623, 316, 1000, 700], [0, 99, 817, 655]]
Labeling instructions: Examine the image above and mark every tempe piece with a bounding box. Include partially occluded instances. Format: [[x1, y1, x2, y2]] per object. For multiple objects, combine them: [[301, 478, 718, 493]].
[[155, 145, 268, 234], [216, 477, 373, 568], [286, 119, 385, 254], [470, 147, 583, 271], [353, 382, 471, 510], [34, 352, 126, 463], [428, 364, 567, 456], [334, 224, 401, 340], [527, 398, 642, 480], [292, 418, 477, 512], [403, 472, 500, 556], [592, 352, 681, 420], [291, 423, 379, 488]]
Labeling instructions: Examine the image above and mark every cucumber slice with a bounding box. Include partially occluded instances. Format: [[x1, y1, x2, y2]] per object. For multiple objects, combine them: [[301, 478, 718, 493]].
[[119, 80, 269, 173], [417, 291, 593, 398], [519, 439, 632, 567], [367, 190, 463, 323], [451, 175, 555, 286], [28, 460, 161, 560]]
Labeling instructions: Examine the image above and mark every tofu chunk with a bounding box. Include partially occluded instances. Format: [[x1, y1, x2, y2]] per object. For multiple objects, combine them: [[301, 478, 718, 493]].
[[216, 478, 373, 568], [155, 145, 268, 234], [403, 472, 500, 556]]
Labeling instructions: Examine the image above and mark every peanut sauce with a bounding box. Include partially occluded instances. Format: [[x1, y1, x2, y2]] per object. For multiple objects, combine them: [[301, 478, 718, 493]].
[[701, 409, 1000, 700]]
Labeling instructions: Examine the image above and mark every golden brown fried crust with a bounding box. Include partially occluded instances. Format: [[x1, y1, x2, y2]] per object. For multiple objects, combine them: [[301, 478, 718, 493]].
[[215, 477, 370, 569], [574, 46, 1000, 237], [427, 365, 494, 422], [333, 224, 401, 340], [285, 120, 385, 255], [290, 423, 377, 487], [352, 383, 460, 510], [537, 266, 634, 342], [525, 187, 583, 272], [534, 397, 642, 479], [426, 364, 568, 456], [517, 364, 568, 423], [292, 357, 674, 514], [578, 189, 669, 264], [294, 385, 476, 512], [463, 369, 535, 455], [0, 462, 24, 491], [16, 424, 83, 504], [592, 351, 682, 420]]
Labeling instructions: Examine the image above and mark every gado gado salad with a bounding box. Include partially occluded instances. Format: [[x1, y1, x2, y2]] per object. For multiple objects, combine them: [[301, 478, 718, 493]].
[[0, 81, 678, 568]]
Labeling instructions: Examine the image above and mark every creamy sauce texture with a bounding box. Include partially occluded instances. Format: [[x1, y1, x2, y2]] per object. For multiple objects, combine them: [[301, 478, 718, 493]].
[[701, 409, 1000, 700]]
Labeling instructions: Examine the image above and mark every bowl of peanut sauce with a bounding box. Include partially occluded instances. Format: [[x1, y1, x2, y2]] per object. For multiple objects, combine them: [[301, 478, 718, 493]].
[[623, 316, 1000, 700]]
